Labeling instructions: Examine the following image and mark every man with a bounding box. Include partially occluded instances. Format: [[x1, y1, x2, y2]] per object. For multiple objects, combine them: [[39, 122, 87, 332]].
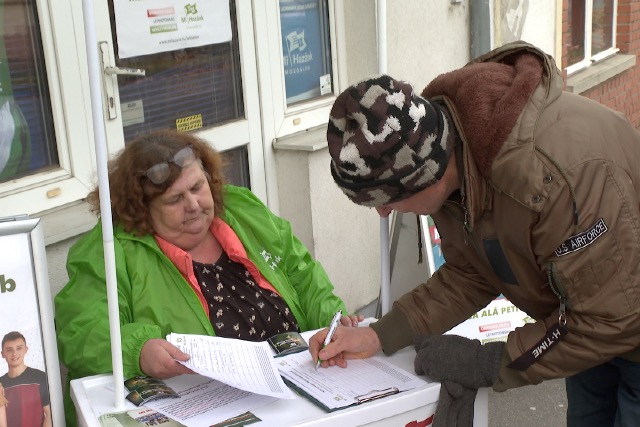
[[310, 41, 640, 427], [1, 331, 52, 427]]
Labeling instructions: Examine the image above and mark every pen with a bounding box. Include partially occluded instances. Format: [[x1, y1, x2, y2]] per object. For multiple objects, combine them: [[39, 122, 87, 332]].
[[315, 310, 342, 370]]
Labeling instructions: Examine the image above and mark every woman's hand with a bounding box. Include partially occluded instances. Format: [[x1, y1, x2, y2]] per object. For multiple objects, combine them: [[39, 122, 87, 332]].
[[340, 314, 365, 327], [139, 339, 194, 379]]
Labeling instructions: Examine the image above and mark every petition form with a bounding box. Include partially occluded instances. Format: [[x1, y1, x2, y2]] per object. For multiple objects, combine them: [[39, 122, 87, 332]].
[[167, 333, 295, 399], [275, 350, 428, 411]]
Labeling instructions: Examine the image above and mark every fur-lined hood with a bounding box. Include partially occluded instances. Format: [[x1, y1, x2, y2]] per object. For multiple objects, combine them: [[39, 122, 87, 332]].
[[421, 41, 566, 232], [421, 41, 563, 178]]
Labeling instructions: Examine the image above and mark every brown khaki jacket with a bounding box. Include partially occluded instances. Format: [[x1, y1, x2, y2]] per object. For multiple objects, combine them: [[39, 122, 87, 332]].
[[372, 41, 640, 390]]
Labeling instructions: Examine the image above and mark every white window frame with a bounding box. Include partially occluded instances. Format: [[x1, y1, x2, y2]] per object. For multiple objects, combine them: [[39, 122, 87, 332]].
[[253, 0, 343, 139], [0, 0, 96, 217], [566, 0, 619, 76], [189, 1, 267, 202]]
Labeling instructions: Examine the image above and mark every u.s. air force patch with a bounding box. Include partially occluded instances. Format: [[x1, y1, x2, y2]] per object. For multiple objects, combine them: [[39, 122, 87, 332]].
[[554, 218, 608, 257]]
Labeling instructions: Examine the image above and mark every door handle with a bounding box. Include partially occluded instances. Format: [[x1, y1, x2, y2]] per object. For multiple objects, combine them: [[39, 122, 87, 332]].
[[104, 66, 145, 76], [98, 41, 146, 120]]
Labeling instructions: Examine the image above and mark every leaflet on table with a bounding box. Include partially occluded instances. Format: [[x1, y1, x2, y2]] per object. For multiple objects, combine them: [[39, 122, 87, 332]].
[[98, 406, 185, 426], [166, 332, 295, 399], [97, 375, 270, 427], [267, 331, 309, 356], [123, 376, 178, 406], [98, 408, 261, 427], [143, 375, 272, 427], [275, 350, 428, 411]]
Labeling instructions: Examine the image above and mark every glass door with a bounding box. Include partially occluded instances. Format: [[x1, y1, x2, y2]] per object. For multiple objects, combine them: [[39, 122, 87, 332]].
[[91, 0, 265, 195]]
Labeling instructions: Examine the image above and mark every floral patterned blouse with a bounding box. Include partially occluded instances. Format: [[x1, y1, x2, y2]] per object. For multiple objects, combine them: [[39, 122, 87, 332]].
[[193, 251, 300, 341]]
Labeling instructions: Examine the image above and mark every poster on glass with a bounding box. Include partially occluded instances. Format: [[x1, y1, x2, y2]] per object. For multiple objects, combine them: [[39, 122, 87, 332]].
[[280, 0, 333, 104]]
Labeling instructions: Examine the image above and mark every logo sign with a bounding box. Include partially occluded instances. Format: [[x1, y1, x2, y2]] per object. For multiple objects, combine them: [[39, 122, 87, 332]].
[[113, 0, 232, 59]]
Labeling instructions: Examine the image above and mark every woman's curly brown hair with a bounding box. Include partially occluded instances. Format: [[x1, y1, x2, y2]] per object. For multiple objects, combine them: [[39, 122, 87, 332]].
[[86, 129, 226, 235]]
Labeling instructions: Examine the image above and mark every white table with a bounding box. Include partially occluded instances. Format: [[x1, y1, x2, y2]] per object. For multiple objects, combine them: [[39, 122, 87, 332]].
[[72, 344, 488, 427]]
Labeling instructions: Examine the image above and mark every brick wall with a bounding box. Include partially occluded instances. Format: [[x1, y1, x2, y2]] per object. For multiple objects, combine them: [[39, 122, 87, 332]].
[[562, 0, 640, 129]]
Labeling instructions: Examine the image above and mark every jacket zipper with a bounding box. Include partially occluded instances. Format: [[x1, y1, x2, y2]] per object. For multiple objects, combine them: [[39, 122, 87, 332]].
[[442, 200, 479, 255], [547, 262, 570, 325]]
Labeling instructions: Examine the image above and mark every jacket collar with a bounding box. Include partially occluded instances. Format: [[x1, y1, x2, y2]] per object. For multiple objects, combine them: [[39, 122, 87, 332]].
[[436, 96, 490, 231], [154, 217, 248, 276], [424, 42, 560, 229], [422, 42, 547, 179], [154, 217, 278, 295]]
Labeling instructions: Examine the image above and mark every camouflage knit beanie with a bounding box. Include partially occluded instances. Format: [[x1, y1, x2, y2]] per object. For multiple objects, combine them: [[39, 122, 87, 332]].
[[327, 74, 453, 207]]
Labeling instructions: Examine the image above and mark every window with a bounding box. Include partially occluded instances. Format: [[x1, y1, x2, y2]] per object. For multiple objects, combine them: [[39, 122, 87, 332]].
[[0, 0, 57, 183], [566, 0, 618, 75], [0, 0, 96, 220], [254, 0, 340, 139], [279, 0, 333, 106]]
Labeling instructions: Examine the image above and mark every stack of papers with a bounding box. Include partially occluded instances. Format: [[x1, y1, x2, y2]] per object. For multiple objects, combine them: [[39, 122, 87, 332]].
[[166, 333, 295, 399], [121, 332, 427, 426]]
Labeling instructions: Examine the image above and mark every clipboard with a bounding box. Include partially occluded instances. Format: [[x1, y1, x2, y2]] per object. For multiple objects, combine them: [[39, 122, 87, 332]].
[[282, 378, 400, 412], [355, 387, 400, 404], [274, 351, 426, 412]]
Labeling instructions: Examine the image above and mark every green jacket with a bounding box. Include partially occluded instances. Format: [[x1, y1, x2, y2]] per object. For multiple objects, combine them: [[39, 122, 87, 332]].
[[55, 185, 346, 423]]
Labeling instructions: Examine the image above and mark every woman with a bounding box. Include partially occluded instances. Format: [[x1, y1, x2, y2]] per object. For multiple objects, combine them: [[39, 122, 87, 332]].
[[55, 130, 361, 423]]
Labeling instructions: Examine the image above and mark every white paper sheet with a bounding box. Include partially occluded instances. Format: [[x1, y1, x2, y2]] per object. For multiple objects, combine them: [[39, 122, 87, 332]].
[[112, 0, 232, 58], [166, 333, 295, 399], [275, 351, 428, 411]]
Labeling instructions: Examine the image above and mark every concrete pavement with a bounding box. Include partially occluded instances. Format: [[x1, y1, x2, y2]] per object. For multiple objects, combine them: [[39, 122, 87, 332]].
[[488, 378, 567, 426]]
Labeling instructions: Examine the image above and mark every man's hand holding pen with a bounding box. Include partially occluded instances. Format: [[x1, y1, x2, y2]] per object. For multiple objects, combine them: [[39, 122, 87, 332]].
[[315, 310, 343, 370], [309, 318, 381, 369]]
